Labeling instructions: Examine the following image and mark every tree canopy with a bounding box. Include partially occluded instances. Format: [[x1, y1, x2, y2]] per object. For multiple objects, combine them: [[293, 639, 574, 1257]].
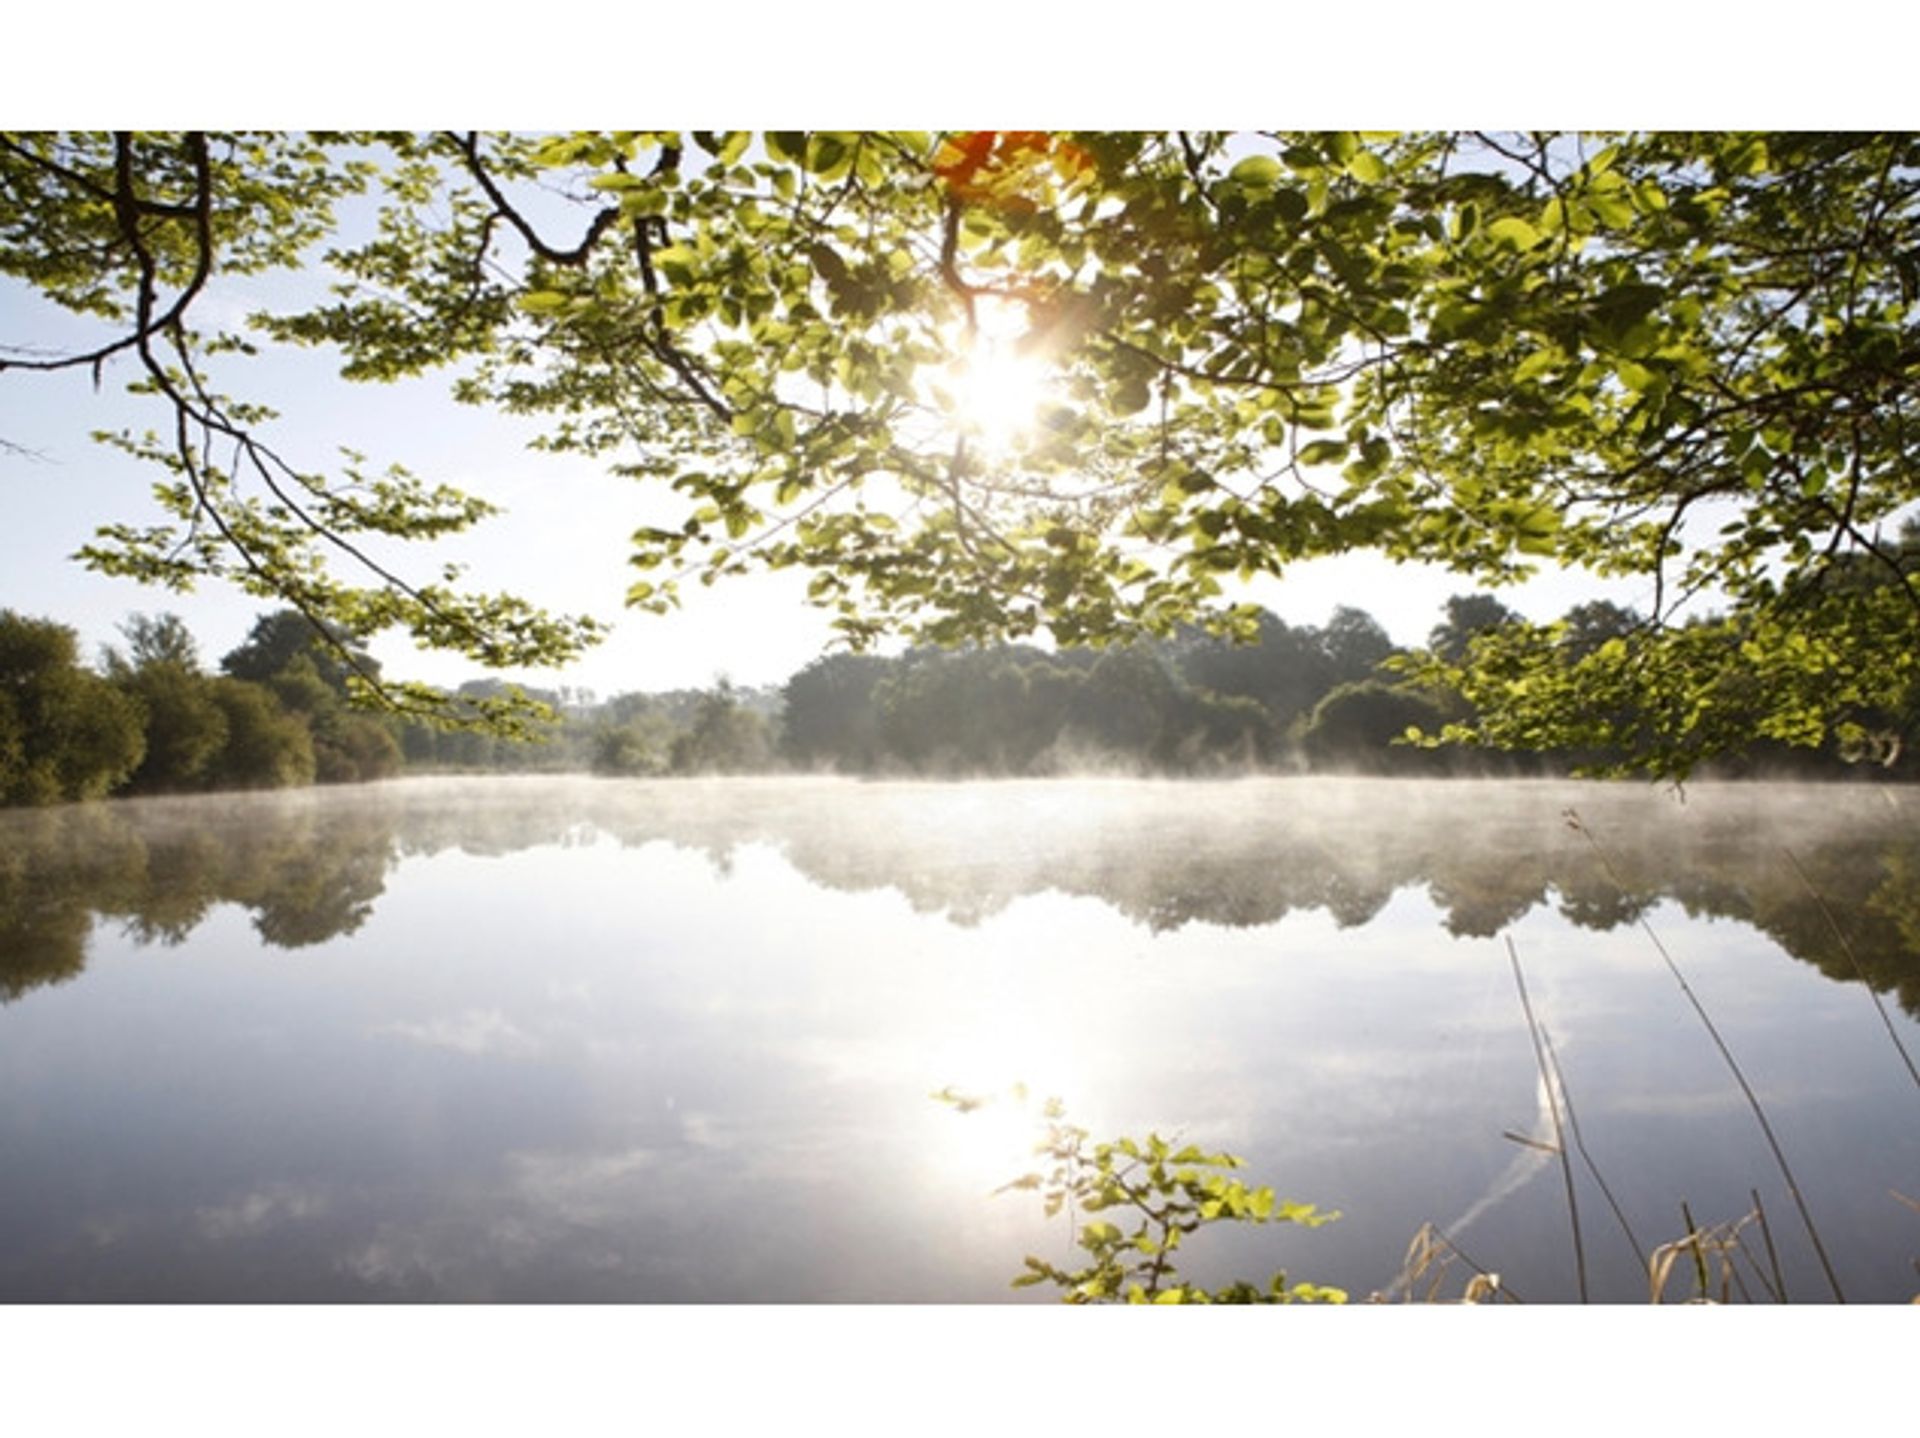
[[0, 611, 145, 804], [5, 130, 1918, 776]]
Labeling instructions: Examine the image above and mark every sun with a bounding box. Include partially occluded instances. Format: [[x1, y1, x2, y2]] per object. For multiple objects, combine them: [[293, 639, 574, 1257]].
[[946, 298, 1051, 452]]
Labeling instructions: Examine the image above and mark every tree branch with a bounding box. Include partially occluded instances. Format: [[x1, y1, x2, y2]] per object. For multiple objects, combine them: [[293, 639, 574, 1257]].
[[449, 131, 621, 267]]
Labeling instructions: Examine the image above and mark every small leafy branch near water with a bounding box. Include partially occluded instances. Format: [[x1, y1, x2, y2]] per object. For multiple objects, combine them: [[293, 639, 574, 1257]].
[[934, 1087, 1346, 1304]]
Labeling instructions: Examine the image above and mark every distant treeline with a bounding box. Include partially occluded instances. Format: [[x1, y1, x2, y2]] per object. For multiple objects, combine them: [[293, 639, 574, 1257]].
[[4, 592, 1915, 808], [0, 604, 794, 807], [766, 597, 1919, 780]]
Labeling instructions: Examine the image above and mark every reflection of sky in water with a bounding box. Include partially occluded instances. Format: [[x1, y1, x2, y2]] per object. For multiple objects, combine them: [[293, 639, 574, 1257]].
[[0, 779, 1916, 1302]]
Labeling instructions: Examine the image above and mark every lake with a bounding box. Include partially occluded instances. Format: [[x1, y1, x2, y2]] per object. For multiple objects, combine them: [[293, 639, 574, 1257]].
[[2, 775, 1916, 1302]]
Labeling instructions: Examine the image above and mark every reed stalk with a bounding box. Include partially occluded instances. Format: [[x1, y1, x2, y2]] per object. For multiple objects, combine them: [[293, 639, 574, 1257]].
[[1507, 935, 1588, 1302], [1540, 1025, 1646, 1268], [1565, 809, 1847, 1302], [1751, 1187, 1789, 1303], [1781, 846, 1920, 1095]]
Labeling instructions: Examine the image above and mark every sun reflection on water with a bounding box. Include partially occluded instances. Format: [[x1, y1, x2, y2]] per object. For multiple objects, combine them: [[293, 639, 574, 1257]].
[[925, 1018, 1089, 1194]]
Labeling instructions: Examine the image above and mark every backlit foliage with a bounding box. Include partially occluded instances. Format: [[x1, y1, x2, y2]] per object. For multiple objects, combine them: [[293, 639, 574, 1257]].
[[5, 131, 1918, 768], [937, 1089, 1346, 1304]]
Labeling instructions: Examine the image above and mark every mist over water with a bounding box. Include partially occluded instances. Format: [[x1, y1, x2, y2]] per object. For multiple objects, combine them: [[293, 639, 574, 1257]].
[[2, 776, 1915, 1301]]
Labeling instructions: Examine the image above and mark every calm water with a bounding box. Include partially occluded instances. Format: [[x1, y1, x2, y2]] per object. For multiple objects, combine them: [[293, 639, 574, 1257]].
[[2, 776, 1916, 1303]]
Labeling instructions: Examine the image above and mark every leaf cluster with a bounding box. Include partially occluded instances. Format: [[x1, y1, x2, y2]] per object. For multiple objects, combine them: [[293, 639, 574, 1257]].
[[937, 1091, 1346, 1304]]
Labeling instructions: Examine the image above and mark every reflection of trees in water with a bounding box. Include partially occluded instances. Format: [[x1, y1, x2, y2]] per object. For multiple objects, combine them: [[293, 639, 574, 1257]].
[[237, 832, 391, 949], [0, 806, 149, 1000], [1555, 875, 1656, 932], [0, 796, 400, 1002], [4, 778, 1917, 1018], [1424, 856, 1554, 938], [1678, 834, 1920, 1018], [118, 828, 228, 945]]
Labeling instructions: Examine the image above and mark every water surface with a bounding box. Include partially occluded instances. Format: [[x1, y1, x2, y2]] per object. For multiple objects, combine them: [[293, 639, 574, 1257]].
[[2, 776, 1916, 1302]]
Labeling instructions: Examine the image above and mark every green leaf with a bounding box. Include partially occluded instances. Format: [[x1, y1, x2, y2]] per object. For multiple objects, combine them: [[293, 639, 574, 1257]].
[[1513, 348, 1561, 384], [1485, 216, 1542, 252], [1113, 377, 1153, 415], [1345, 150, 1387, 184], [806, 133, 852, 178], [652, 246, 699, 287], [1588, 189, 1636, 228], [1229, 155, 1281, 188], [1618, 361, 1657, 394], [1298, 439, 1349, 467], [766, 131, 808, 165]]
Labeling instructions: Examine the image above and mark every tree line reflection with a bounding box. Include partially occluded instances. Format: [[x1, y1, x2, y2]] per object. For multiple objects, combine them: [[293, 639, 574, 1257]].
[[0, 796, 393, 999], [4, 780, 1916, 1017]]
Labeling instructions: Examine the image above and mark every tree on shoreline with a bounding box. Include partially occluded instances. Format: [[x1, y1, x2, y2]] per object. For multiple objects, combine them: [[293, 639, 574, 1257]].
[[5, 131, 1918, 775], [0, 612, 145, 804]]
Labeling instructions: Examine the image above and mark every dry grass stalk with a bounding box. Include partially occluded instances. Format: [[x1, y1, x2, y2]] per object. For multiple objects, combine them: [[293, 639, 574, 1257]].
[[1647, 1209, 1766, 1305], [1373, 1222, 1520, 1304]]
